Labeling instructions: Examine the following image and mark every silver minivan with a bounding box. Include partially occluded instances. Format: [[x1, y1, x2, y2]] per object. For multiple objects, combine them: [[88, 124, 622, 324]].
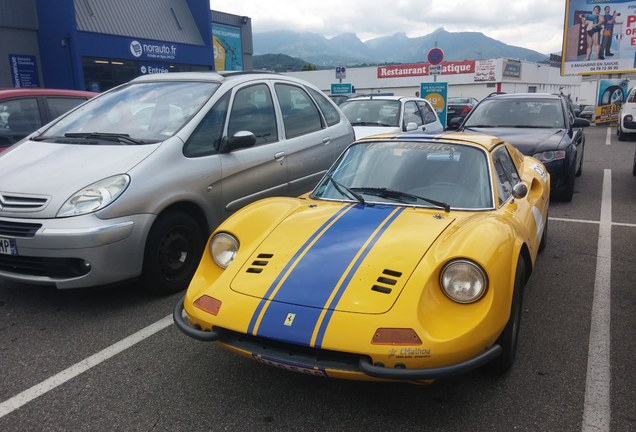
[[0, 72, 354, 294]]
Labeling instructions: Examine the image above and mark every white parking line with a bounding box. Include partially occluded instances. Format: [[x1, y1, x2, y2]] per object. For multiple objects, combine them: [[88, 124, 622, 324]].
[[606, 126, 612, 146], [581, 169, 612, 432], [0, 314, 173, 419]]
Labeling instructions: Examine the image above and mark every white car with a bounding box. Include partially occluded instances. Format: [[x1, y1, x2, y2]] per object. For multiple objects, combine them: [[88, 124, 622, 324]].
[[339, 96, 443, 139], [617, 87, 636, 141]]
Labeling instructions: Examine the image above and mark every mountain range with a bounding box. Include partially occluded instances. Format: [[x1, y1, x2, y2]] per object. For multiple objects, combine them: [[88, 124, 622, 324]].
[[253, 27, 548, 69]]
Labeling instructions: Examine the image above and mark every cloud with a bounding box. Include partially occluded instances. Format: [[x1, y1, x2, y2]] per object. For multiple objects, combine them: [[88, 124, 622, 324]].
[[211, 0, 565, 54]]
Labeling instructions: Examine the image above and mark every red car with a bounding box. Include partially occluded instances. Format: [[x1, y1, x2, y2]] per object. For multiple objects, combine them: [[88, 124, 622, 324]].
[[0, 88, 97, 152]]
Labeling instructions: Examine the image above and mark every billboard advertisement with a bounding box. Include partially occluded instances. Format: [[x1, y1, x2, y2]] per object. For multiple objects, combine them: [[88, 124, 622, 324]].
[[212, 23, 243, 71], [594, 78, 629, 123], [562, 0, 636, 75]]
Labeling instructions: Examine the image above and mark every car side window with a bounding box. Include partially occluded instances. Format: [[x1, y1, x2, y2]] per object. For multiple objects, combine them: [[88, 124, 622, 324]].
[[307, 87, 340, 126], [227, 84, 278, 146], [275, 83, 323, 138], [493, 145, 521, 206], [184, 92, 229, 157], [46, 97, 87, 119], [3, 98, 41, 133], [417, 100, 437, 124], [403, 101, 423, 126]]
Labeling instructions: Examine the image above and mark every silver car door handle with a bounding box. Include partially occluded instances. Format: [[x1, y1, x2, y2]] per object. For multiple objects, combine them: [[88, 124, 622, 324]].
[[322, 137, 331, 144], [274, 152, 286, 162]]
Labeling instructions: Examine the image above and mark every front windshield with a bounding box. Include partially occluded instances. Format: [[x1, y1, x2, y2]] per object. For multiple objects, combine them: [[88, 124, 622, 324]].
[[43, 81, 219, 142], [313, 140, 493, 210], [339, 99, 401, 127], [464, 98, 564, 128]]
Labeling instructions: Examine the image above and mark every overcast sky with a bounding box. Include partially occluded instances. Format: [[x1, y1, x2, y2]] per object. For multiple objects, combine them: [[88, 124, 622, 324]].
[[211, 0, 565, 55]]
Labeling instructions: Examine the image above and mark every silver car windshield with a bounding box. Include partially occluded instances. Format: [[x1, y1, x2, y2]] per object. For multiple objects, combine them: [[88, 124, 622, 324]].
[[42, 81, 219, 143], [313, 141, 493, 210]]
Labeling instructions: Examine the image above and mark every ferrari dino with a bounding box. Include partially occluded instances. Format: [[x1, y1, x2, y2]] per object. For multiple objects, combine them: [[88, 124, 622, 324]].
[[174, 131, 550, 382]]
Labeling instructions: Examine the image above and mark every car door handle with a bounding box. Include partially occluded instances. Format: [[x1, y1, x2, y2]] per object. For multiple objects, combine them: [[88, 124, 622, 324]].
[[274, 152, 286, 162], [322, 137, 331, 144]]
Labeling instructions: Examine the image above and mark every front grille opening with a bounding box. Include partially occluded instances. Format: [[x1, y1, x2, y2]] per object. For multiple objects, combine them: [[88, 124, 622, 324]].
[[0, 255, 90, 278]]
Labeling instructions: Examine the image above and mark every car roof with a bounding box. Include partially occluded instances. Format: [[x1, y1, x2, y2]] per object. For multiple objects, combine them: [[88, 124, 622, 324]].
[[343, 95, 423, 102], [130, 71, 312, 87], [0, 88, 97, 99], [355, 131, 506, 152], [486, 92, 562, 100]]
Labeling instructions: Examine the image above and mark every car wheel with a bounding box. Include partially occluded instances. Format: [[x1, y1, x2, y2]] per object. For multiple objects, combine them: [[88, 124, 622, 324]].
[[618, 125, 627, 141], [141, 211, 205, 295], [559, 168, 576, 202], [575, 147, 584, 177], [538, 216, 548, 253], [490, 258, 525, 374]]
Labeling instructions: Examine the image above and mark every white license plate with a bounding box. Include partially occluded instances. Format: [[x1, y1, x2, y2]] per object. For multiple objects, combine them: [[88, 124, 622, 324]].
[[253, 354, 327, 377], [0, 237, 18, 255]]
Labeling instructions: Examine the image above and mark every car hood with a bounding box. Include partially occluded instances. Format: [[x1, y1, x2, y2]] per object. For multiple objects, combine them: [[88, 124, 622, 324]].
[[462, 127, 566, 155], [0, 140, 159, 218], [352, 125, 401, 139], [230, 204, 454, 314]]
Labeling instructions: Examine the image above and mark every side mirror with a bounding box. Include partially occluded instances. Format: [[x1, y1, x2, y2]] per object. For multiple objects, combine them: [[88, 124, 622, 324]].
[[447, 117, 463, 130], [404, 121, 418, 132], [572, 118, 590, 128], [512, 182, 528, 199], [220, 130, 256, 153]]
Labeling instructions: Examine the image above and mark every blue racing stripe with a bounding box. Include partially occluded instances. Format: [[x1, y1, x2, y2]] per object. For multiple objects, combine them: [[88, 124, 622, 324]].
[[255, 205, 396, 346], [247, 204, 352, 335], [314, 207, 405, 348]]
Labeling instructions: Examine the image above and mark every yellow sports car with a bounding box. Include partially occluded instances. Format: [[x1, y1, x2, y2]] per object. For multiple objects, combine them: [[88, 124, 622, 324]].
[[174, 132, 550, 382]]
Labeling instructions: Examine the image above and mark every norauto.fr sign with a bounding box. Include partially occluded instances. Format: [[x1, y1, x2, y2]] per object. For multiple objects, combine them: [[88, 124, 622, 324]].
[[377, 61, 475, 78]]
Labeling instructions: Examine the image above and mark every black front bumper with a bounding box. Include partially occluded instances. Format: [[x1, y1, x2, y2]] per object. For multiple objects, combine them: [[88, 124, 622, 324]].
[[173, 296, 502, 381]]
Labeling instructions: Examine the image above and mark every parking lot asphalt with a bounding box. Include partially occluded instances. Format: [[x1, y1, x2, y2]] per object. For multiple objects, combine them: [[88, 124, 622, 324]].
[[0, 125, 635, 432]]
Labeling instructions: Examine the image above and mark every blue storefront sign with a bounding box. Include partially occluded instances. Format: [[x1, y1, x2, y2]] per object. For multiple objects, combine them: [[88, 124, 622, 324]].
[[9, 54, 40, 88]]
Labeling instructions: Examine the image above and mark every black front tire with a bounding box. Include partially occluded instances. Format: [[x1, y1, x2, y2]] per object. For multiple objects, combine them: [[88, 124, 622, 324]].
[[490, 258, 526, 374], [141, 211, 205, 295], [618, 126, 627, 141]]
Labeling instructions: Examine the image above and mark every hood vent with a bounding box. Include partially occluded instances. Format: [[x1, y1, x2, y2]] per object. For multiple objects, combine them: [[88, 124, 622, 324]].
[[0, 192, 49, 213], [371, 269, 402, 294], [246, 253, 273, 274]]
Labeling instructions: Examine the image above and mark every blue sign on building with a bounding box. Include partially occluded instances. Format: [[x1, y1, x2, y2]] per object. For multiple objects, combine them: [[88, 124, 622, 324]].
[[9, 54, 40, 88]]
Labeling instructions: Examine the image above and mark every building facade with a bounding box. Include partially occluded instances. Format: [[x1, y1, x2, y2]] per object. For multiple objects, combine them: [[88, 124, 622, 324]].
[[0, 0, 253, 91]]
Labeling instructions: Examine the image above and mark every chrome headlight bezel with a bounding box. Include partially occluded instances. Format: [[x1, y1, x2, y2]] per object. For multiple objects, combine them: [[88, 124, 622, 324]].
[[440, 259, 488, 304], [532, 150, 566, 163], [57, 174, 130, 217], [210, 233, 239, 269]]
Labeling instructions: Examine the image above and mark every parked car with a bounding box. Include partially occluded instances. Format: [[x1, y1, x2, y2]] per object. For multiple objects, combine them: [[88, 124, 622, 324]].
[[0, 88, 96, 151], [579, 105, 595, 121], [174, 131, 550, 382], [339, 96, 443, 139], [617, 87, 636, 141], [0, 71, 354, 294], [446, 96, 479, 125], [455, 92, 589, 202]]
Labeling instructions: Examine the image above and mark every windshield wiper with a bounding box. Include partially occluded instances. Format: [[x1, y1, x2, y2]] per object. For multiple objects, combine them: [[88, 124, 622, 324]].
[[63, 132, 144, 145], [327, 175, 365, 205], [351, 187, 450, 212]]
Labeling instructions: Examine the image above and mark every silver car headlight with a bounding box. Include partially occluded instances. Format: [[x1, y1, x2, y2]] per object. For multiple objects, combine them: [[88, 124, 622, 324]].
[[57, 174, 130, 217], [210, 233, 239, 268], [440, 259, 488, 304], [533, 150, 566, 163]]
